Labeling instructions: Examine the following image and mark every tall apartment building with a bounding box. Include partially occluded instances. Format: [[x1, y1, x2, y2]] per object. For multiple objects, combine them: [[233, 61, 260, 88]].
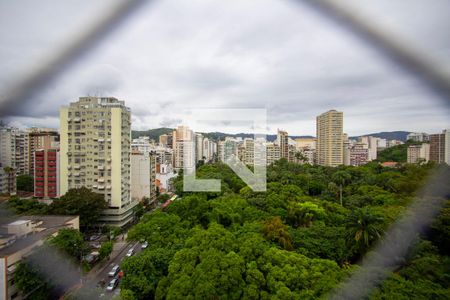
[[60, 97, 134, 227], [316, 110, 344, 167], [407, 143, 430, 164], [277, 130, 289, 160], [172, 126, 194, 170], [0, 127, 30, 175], [34, 148, 60, 200], [131, 150, 157, 206], [28, 128, 59, 176], [13, 130, 29, 175], [429, 132, 445, 164]]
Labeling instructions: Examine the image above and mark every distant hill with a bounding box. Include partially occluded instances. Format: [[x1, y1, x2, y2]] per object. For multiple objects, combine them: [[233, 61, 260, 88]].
[[132, 128, 313, 142], [350, 131, 411, 142], [132, 128, 410, 142], [131, 128, 173, 140]]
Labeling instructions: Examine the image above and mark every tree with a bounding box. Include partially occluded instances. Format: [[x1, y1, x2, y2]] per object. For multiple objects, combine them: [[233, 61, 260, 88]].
[[48, 228, 87, 261], [262, 217, 293, 250], [48, 187, 107, 229], [8, 197, 48, 214], [332, 170, 351, 206], [99, 241, 113, 260], [345, 207, 384, 256], [14, 262, 50, 300], [286, 201, 326, 228], [17, 174, 34, 192], [291, 225, 349, 264]]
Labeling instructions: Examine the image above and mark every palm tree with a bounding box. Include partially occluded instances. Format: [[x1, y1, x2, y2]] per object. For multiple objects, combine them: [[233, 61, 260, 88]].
[[332, 170, 351, 206], [345, 207, 384, 255]]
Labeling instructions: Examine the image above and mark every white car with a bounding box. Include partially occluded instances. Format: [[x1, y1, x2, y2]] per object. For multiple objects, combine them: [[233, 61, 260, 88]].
[[106, 278, 119, 291], [126, 248, 134, 257], [108, 265, 120, 277], [141, 241, 148, 249]]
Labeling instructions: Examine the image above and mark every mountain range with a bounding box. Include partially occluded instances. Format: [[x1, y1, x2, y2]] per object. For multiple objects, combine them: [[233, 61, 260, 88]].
[[132, 128, 411, 142]]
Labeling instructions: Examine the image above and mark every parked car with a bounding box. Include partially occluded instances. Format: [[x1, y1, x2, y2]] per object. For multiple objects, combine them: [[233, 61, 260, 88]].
[[141, 241, 148, 249], [108, 265, 120, 277], [126, 248, 135, 257], [106, 278, 119, 291], [89, 235, 100, 241], [91, 242, 101, 249]]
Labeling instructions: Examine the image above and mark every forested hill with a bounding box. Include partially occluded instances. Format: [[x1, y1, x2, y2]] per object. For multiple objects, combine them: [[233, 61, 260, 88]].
[[132, 128, 411, 142], [350, 131, 410, 141]]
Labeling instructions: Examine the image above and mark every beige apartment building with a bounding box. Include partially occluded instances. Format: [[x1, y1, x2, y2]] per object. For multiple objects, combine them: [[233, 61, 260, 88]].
[[172, 126, 195, 170], [277, 130, 289, 160], [316, 110, 344, 167], [60, 97, 135, 227], [407, 143, 430, 164], [266, 142, 281, 165]]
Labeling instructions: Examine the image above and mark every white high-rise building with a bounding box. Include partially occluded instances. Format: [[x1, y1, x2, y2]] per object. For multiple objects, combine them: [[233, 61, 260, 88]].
[[60, 97, 135, 227]]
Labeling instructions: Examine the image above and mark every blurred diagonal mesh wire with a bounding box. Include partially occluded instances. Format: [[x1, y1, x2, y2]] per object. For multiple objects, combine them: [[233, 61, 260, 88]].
[[0, 0, 449, 299]]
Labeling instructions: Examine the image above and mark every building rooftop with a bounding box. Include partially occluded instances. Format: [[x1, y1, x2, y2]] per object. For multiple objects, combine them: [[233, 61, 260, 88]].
[[0, 215, 79, 257]]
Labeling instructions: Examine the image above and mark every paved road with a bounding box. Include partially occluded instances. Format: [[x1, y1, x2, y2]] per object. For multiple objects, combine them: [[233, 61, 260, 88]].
[[96, 241, 143, 299], [71, 239, 144, 299]]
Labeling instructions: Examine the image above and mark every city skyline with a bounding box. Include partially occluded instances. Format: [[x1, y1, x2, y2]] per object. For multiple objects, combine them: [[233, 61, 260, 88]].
[[1, 0, 450, 135]]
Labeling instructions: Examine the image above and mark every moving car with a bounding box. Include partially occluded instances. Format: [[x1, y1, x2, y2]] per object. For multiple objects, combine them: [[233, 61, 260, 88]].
[[126, 248, 135, 257], [141, 241, 148, 249], [108, 265, 120, 277], [106, 278, 119, 291]]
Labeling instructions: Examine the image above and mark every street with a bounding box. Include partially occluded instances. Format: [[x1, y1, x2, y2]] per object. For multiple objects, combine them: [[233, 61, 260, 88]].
[[96, 241, 143, 299], [72, 239, 144, 299]]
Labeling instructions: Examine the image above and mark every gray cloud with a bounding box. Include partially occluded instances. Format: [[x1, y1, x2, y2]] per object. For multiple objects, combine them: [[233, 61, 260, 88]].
[[0, 0, 449, 135]]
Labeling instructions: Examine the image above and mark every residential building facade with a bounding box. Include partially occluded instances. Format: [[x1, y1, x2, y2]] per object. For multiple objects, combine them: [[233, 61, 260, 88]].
[[59, 97, 135, 227]]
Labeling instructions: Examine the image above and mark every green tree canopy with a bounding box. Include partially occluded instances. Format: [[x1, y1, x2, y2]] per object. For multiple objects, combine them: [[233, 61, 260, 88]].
[[48, 187, 107, 229]]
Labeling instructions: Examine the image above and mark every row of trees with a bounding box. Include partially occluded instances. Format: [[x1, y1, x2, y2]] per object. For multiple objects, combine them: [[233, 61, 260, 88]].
[[8, 187, 107, 229], [120, 160, 449, 299]]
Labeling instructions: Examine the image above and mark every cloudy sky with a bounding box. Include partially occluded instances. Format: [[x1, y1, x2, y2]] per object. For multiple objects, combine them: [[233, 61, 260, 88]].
[[0, 0, 449, 136]]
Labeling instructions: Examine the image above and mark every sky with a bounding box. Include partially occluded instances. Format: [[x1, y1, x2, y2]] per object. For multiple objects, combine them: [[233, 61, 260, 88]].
[[0, 0, 449, 136]]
